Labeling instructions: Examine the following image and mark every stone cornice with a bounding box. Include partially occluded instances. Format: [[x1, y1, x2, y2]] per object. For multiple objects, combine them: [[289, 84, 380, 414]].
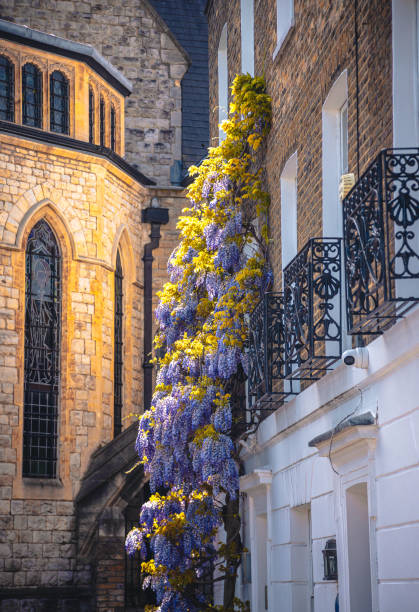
[[0, 120, 155, 186]]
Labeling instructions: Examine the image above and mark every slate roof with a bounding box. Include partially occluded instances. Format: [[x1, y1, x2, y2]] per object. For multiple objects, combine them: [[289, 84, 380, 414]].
[[148, 0, 209, 168]]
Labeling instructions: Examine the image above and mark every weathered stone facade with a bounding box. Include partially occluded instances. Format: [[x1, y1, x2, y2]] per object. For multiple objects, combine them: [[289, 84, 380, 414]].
[[1, 0, 190, 183], [0, 29, 188, 610]]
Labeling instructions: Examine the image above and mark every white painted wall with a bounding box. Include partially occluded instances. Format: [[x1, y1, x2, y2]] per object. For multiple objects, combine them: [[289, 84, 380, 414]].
[[240, 0, 254, 76], [218, 24, 228, 142], [239, 306, 419, 612]]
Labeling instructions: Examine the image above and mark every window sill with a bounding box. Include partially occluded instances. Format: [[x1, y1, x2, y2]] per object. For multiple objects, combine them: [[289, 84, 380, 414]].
[[22, 477, 64, 488], [272, 21, 295, 62]]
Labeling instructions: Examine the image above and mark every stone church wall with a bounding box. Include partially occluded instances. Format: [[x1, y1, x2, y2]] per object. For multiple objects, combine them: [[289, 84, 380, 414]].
[[1, 0, 190, 183], [0, 132, 186, 602]]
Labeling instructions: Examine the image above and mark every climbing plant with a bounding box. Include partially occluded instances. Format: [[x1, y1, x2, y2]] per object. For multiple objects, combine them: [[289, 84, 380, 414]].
[[126, 74, 272, 611]]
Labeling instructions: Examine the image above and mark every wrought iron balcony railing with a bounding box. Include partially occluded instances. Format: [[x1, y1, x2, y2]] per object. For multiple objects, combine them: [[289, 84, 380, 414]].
[[247, 238, 343, 409], [283, 237, 343, 380], [343, 148, 419, 335], [247, 292, 296, 409]]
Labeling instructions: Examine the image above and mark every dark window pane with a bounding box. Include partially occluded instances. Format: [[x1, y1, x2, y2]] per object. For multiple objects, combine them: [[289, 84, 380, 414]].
[[89, 87, 95, 144], [114, 250, 123, 436], [50, 71, 69, 134], [0, 55, 14, 122], [22, 63, 42, 128], [110, 106, 116, 152], [23, 220, 61, 478], [100, 97, 105, 147]]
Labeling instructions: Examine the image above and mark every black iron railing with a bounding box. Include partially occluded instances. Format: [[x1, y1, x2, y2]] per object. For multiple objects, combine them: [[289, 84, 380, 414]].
[[343, 148, 419, 334], [248, 238, 343, 409], [247, 292, 295, 409], [283, 238, 342, 380]]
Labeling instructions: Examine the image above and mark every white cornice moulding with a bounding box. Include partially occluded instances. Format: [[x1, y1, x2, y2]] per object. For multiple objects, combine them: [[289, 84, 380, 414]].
[[239, 468, 272, 494], [312, 425, 378, 471]]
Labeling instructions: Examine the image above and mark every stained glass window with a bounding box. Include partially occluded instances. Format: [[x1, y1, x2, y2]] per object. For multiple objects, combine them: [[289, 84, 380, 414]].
[[23, 220, 60, 478], [114, 250, 123, 436], [0, 55, 14, 122], [110, 105, 116, 152], [89, 87, 95, 144], [50, 70, 69, 134], [22, 63, 42, 128]]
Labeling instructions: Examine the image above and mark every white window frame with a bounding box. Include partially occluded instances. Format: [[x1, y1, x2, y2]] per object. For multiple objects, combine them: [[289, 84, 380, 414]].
[[392, 0, 419, 146], [241, 0, 255, 75], [280, 151, 298, 273], [322, 70, 348, 239], [273, 0, 295, 60], [339, 100, 349, 175], [392, 0, 419, 298], [218, 23, 228, 142]]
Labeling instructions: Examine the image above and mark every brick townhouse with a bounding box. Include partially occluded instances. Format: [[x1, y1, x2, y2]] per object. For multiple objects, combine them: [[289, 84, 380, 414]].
[[0, 1, 208, 610], [206, 1, 419, 611]]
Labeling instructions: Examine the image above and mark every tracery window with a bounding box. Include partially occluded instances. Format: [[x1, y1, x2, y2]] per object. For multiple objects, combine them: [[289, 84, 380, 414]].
[[23, 220, 61, 478], [50, 70, 69, 134], [100, 96, 105, 147], [0, 55, 14, 122], [22, 63, 42, 128], [110, 104, 116, 152], [114, 250, 123, 436], [89, 87, 95, 144]]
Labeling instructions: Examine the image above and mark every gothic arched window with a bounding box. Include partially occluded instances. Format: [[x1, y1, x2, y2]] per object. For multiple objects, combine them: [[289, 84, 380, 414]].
[[100, 96, 105, 147], [89, 87, 95, 144], [50, 70, 69, 134], [22, 63, 42, 128], [110, 105, 116, 152], [0, 55, 14, 122], [23, 220, 61, 478], [114, 250, 123, 436]]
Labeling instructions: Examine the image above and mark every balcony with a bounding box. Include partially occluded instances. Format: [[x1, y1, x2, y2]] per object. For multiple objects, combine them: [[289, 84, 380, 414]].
[[248, 238, 343, 409], [343, 148, 419, 335], [283, 237, 343, 380], [248, 292, 294, 410]]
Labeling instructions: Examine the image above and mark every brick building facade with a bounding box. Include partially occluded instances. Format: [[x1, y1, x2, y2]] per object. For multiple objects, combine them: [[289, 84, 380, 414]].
[[207, 0, 392, 280], [207, 1, 419, 611]]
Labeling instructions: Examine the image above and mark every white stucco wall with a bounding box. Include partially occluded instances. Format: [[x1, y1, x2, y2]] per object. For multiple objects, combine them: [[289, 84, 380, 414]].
[[239, 305, 419, 612]]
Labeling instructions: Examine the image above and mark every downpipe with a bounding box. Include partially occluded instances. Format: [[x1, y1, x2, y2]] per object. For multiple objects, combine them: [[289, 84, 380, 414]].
[[142, 204, 169, 412]]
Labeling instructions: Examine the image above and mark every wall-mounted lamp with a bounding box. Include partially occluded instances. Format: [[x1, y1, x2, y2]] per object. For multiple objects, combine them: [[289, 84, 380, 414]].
[[322, 539, 338, 580]]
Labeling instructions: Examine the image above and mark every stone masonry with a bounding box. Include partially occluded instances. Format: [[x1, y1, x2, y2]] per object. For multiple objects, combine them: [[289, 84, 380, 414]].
[[1, 0, 190, 183], [0, 133, 186, 605]]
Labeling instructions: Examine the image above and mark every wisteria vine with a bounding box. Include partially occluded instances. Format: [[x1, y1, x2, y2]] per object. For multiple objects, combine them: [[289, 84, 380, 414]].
[[126, 75, 272, 611]]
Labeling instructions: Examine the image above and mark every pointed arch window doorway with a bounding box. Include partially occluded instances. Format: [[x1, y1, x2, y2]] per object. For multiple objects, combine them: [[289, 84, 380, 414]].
[[114, 250, 123, 436], [23, 219, 61, 478]]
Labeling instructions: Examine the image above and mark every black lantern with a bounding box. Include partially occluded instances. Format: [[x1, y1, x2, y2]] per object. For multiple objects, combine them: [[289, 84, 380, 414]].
[[322, 539, 338, 580]]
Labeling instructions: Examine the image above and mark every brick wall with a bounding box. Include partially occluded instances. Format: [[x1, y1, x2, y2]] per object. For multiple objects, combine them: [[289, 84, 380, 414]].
[[206, 0, 393, 285], [2, 0, 189, 183]]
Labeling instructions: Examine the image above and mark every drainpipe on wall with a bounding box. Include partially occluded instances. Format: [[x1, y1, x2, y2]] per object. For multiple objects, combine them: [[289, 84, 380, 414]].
[[142, 199, 169, 412]]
